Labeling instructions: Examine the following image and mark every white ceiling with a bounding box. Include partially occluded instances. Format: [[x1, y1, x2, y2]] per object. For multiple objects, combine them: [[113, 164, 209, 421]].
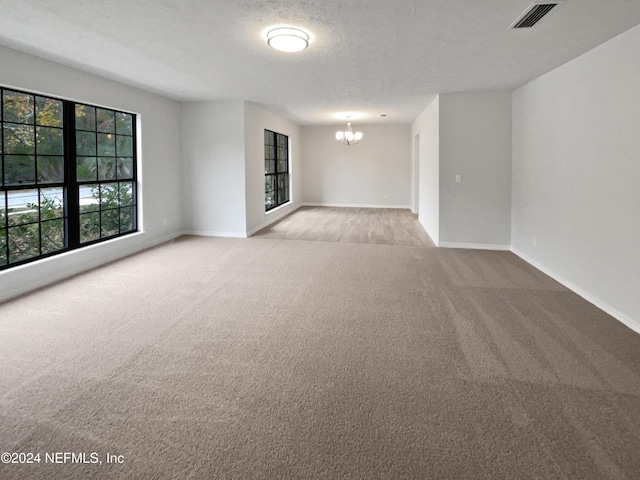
[[1, 0, 639, 125]]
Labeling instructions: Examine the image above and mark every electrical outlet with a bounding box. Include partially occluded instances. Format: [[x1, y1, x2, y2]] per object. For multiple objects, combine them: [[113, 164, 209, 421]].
[[162, 218, 168, 226], [455, 175, 461, 183], [532, 237, 537, 247]]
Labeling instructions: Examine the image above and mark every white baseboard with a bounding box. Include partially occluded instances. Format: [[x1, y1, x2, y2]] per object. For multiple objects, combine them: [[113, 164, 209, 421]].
[[511, 248, 640, 335], [184, 205, 304, 239], [302, 202, 411, 209], [439, 242, 511, 251], [183, 230, 247, 238]]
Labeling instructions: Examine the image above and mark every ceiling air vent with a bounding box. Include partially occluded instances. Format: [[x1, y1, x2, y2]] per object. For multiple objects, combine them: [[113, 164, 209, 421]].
[[510, 3, 560, 29]]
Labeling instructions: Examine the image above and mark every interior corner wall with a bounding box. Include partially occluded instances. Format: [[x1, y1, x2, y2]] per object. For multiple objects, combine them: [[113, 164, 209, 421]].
[[181, 100, 247, 237], [301, 125, 411, 208], [0, 45, 183, 303], [244, 102, 302, 236], [411, 96, 439, 244], [438, 92, 512, 248], [512, 24, 640, 329]]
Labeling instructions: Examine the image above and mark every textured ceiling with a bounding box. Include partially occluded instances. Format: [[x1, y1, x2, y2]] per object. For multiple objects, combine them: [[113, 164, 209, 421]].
[[0, 0, 639, 125]]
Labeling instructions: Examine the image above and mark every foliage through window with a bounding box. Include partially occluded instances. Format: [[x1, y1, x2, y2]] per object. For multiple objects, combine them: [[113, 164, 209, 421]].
[[0, 87, 137, 270], [264, 130, 289, 211]]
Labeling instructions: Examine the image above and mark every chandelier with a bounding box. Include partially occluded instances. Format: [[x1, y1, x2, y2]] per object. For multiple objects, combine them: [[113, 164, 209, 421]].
[[335, 116, 363, 146]]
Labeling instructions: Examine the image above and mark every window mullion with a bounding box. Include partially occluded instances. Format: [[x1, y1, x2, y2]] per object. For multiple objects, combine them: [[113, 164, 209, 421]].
[[63, 101, 79, 249], [274, 136, 279, 208]]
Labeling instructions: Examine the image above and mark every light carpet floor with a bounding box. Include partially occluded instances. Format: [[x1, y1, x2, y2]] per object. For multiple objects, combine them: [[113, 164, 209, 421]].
[[253, 206, 435, 247], [1, 235, 640, 479]]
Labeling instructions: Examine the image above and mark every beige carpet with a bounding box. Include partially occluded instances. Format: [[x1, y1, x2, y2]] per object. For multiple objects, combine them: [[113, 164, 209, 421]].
[[253, 206, 435, 247], [1, 235, 639, 479]]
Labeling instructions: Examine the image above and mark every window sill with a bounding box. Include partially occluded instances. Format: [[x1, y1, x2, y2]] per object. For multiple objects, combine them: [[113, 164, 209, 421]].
[[265, 201, 292, 215]]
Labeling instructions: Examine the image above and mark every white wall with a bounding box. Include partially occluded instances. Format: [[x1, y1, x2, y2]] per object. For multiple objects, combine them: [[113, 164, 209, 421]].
[[411, 97, 440, 244], [0, 45, 182, 303], [512, 24, 640, 330], [181, 100, 246, 237], [181, 100, 301, 237], [439, 92, 512, 248], [244, 102, 302, 236], [301, 125, 411, 208]]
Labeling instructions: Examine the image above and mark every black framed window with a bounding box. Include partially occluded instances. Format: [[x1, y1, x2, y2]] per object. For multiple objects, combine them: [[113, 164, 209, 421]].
[[74, 103, 136, 244], [0, 87, 137, 270], [264, 130, 289, 211]]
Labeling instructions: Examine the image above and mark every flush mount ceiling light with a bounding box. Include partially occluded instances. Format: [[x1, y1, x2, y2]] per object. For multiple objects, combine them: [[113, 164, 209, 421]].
[[267, 27, 309, 52], [336, 116, 363, 146]]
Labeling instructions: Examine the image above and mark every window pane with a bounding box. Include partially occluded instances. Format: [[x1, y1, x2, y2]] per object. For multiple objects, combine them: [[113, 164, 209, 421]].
[[36, 97, 63, 127], [265, 193, 275, 209], [101, 209, 119, 237], [265, 175, 275, 193], [40, 188, 64, 220], [76, 131, 96, 156], [120, 207, 134, 232], [115, 112, 132, 135], [266, 145, 275, 160], [278, 157, 288, 173], [41, 219, 65, 254], [37, 156, 64, 184], [97, 133, 115, 156], [116, 135, 133, 156], [99, 183, 118, 209], [265, 159, 275, 174], [265, 130, 276, 146], [0, 198, 5, 228], [77, 157, 97, 182], [80, 212, 100, 243], [36, 126, 63, 155], [4, 155, 36, 185], [79, 184, 99, 213], [7, 189, 39, 226], [8, 223, 40, 263], [119, 182, 134, 206], [75, 104, 96, 131], [3, 91, 34, 124], [0, 228, 6, 266], [265, 172, 275, 210], [116, 158, 133, 179], [4, 124, 35, 154], [96, 108, 115, 133], [98, 157, 117, 180]]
